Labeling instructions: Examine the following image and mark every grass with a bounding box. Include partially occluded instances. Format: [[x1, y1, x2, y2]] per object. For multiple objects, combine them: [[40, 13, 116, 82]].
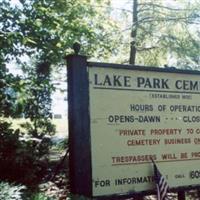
[[1, 118, 68, 137], [51, 118, 68, 137]]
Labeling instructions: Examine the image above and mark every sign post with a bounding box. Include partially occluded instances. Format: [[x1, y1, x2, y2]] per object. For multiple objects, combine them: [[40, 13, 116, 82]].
[[66, 52, 200, 199], [66, 53, 92, 196], [178, 191, 185, 200]]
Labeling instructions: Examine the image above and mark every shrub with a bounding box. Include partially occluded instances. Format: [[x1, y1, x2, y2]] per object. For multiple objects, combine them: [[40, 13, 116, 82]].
[[30, 193, 55, 200], [0, 62, 55, 186], [0, 181, 26, 200], [0, 121, 52, 185]]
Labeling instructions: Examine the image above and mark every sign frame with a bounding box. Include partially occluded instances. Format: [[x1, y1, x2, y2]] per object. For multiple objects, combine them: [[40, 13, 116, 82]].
[[66, 54, 200, 199]]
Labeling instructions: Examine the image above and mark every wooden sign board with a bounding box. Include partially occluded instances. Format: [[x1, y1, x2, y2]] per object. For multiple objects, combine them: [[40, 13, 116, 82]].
[[67, 55, 200, 198]]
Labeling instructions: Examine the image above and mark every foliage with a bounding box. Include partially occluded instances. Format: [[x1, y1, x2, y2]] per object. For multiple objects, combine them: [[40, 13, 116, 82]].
[[21, 62, 55, 137], [0, 22, 56, 184], [0, 55, 54, 187], [29, 192, 55, 200], [0, 66, 21, 118], [0, 182, 55, 200], [21, 62, 55, 167], [53, 138, 68, 151], [117, 0, 200, 67], [0, 0, 117, 184], [0, 0, 124, 190], [0, 60, 55, 185], [0, 0, 22, 65], [0, 181, 26, 200], [0, 0, 121, 65], [2, 0, 200, 67], [0, 120, 47, 185]]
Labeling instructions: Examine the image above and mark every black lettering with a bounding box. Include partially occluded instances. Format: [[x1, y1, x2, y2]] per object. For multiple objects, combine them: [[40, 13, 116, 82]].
[[103, 75, 112, 86], [176, 80, 200, 91], [175, 80, 182, 89], [162, 79, 169, 89], [124, 76, 131, 87], [190, 170, 200, 179], [137, 77, 145, 87], [153, 78, 160, 88], [144, 78, 152, 88], [190, 81, 198, 90], [94, 74, 102, 85], [113, 75, 122, 86], [108, 115, 134, 123]]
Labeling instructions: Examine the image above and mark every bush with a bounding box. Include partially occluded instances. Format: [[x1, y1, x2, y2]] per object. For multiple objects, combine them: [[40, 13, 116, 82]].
[[0, 181, 26, 200], [0, 120, 51, 185], [0, 61, 55, 186], [0, 62, 55, 185], [30, 193, 55, 200]]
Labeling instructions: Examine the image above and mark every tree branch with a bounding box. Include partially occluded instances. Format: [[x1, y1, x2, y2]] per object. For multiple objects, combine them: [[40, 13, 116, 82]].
[[138, 3, 196, 12], [137, 46, 159, 52], [130, 0, 138, 65], [132, 16, 200, 27]]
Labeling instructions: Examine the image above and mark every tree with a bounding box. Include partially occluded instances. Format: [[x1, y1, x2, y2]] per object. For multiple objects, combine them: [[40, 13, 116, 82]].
[[0, 0, 123, 131], [0, 0, 22, 66], [21, 61, 55, 139], [1, 0, 122, 127], [0, 0, 121, 65], [130, 0, 138, 65], [128, 0, 200, 67], [0, 0, 123, 185]]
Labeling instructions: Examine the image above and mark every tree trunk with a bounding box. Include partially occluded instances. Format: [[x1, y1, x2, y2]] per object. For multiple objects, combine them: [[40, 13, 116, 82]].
[[178, 191, 185, 200], [129, 0, 138, 65]]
